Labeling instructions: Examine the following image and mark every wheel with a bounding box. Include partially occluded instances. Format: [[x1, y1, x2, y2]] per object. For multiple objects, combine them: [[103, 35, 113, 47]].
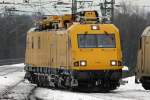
[[37, 82, 42, 87], [142, 83, 150, 90], [69, 86, 78, 92], [109, 85, 118, 90]]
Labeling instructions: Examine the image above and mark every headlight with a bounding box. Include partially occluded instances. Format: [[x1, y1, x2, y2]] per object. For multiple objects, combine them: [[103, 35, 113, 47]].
[[111, 60, 117, 66], [91, 25, 99, 30], [80, 61, 87, 66]]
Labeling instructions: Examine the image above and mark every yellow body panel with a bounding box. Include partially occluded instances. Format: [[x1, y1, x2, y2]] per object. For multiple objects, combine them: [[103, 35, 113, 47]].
[[25, 30, 69, 69], [25, 23, 123, 71], [69, 24, 122, 70], [84, 11, 97, 20]]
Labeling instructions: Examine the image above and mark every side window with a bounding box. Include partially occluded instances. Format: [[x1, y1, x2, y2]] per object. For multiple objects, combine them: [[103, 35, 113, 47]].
[[38, 37, 41, 49], [26, 37, 29, 49], [32, 37, 34, 49], [139, 37, 142, 49], [68, 37, 71, 48]]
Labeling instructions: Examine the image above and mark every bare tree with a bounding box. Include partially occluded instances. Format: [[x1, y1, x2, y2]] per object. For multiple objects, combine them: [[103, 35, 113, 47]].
[[0, 14, 33, 59], [114, 2, 150, 75]]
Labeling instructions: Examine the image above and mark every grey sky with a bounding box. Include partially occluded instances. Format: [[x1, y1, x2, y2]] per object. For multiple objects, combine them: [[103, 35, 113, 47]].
[[116, 0, 150, 7], [0, 0, 150, 15], [1, 0, 150, 5]]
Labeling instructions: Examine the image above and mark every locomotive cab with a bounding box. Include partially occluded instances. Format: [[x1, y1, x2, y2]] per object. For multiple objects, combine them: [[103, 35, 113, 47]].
[[69, 24, 122, 69], [68, 23, 123, 89]]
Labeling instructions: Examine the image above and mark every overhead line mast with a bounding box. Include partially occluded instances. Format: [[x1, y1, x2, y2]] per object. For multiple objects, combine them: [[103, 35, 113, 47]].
[[72, 0, 93, 21], [72, 0, 115, 23], [101, 0, 115, 23], [72, 0, 77, 21]]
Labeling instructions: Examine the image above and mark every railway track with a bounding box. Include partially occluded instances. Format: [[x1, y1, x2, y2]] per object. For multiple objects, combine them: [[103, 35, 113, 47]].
[[0, 62, 37, 100], [0, 80, 36, 100], [27, 87, 38, 100], [0, 80, 24, 99]]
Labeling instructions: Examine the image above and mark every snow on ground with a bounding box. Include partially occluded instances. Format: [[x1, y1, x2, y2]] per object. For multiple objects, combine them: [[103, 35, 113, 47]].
[[9, 63, 25, 67], [34, 88, 103, 100], [87, 77, 150, 100], [4, 81, 36, 100], [0, 72, 25, 93], [0, 63, 25, 96], [0, 63, 36, 100], [118, 76, 144, 91], [0, 63, 25, 68], [0, 63, 149, 100], [33, 76, 150, 100], [114, 76, 150, 100]]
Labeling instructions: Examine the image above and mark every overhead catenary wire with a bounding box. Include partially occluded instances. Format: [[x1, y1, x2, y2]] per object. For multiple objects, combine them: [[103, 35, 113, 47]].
[[0, 0, 102, 16]]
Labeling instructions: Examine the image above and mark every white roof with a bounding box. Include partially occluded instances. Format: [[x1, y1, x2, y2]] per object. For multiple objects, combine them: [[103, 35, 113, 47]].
[[142, 26, 150, 36]]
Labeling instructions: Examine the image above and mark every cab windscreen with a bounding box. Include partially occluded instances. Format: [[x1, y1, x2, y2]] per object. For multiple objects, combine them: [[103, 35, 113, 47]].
[[78, 34, 116, 48]]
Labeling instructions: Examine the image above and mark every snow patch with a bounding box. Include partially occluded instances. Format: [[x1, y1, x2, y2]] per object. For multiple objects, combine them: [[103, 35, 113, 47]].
[[0, 63, 24, 68], [33, 76, 150, 100], [0, 72, 25, 94], [9, 63, 24, 67], [0, 63, 25, 96], [118, 76, 144, 90], [34, 88, 103, 100]]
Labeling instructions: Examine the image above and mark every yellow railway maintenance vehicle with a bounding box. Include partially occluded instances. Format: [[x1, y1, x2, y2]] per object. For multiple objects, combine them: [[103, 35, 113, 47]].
[[24, 10, 123, 91]]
